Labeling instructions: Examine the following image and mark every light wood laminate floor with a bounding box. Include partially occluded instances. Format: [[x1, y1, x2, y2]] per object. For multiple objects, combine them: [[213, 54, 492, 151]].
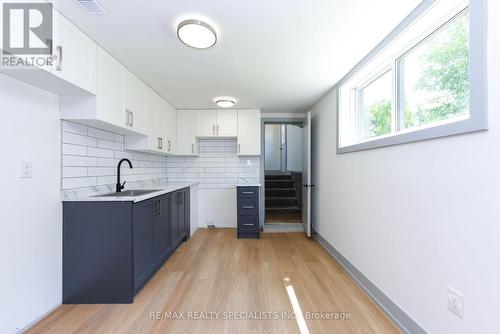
[[27, 229, 400, 334]]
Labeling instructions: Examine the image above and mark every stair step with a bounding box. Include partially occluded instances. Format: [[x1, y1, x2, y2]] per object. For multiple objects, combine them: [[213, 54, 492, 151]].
[[265, 206, 300, 213], [265, 180, 294, 188], [266, 189, 296, 197], [265, 174, 293, 181], [266, 198, 298, 208]]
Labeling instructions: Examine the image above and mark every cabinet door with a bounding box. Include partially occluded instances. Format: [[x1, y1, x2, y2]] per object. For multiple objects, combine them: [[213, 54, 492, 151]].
[[171, 191, 186, 246], [124, 72, 147, 134], [176, 191, 186, 241], [162, 101, 177, 154], [195, 110, 217, 137], [146, 90, 163, 152], [155, 195, 172, 264], [52, 12, 97, 93], [133, 199, 156, 292], [237, 109, 261, 155], [176, 111, 197, 156], [217, 110, 238, 137], [96, 48, 126, 128]]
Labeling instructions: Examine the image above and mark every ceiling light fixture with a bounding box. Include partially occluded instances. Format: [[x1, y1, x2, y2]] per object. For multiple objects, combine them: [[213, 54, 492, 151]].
[[177, 19, 217, 49], [215, 97, 236, 108]]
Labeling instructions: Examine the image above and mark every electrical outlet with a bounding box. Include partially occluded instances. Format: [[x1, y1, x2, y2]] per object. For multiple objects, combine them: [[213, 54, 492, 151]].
[[21, 161, 33, 178], [447, 287, 464, 318], [207, 219, 215, 229]]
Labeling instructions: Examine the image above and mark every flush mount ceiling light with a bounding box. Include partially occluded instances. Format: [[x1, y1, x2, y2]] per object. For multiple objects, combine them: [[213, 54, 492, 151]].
[[177, 19, 217, 49], [215, 97, 236, 108]]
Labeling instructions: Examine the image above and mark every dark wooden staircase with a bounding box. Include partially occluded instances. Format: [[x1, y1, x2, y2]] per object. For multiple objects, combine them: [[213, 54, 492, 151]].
[[265, 174, 301, 222]]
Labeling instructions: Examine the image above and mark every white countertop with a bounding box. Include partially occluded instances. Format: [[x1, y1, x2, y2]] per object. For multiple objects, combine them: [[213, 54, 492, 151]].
[[62, 182, 197, 203], [236, 183, 261, 187]]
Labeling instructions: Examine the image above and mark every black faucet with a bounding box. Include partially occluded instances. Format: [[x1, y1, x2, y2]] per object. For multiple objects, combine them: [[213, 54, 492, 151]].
[[116, 158, 133, 193]]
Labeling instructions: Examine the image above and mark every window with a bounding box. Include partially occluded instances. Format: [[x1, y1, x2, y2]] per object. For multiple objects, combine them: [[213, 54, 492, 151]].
[[337, 0, 487, 153], [359, 69, 393, 140]]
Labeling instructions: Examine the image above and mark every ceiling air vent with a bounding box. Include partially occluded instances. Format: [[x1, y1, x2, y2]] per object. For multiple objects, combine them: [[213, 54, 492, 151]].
[[74, 0, 107, 15]]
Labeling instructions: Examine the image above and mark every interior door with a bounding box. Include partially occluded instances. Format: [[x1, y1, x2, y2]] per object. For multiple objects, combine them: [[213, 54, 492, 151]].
[[302, 112, 312, 237]]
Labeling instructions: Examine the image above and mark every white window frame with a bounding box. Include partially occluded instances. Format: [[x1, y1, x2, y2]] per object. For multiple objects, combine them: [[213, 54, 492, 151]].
[[336, 0, 487, 154]]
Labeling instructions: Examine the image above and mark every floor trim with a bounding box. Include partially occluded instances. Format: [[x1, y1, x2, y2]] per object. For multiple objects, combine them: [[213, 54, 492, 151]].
[[313, 231, 428, 334]]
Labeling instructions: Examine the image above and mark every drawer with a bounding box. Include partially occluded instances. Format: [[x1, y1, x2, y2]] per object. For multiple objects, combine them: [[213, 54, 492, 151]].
[[238, 216, 259, 231], [237, 187, 259, 199], [237, 199, 258, 216]]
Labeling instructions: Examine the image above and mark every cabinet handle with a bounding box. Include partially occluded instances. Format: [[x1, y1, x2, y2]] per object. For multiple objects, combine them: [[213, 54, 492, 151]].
[[158, 201, 161, 215], [212, 125, 215, 136], [217, 125, 219, 135], [243, 223, 254, 226], [243, 206, 254, 209], [191, 143, 194, 153], [168, 140, 171, 152], [130, 111, 134, 127], [157, 137, 161, 150], [160, 138, 163, 149], [56, 45, 63, 71], [238, 144, 241, 153], [125, 110, 130, 126], [242, 191, 254, 194]]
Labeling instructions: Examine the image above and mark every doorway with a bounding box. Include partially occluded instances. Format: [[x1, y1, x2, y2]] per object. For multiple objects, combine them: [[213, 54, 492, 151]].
[[261, 113, 312, 236], [263, 123, 304, 224]]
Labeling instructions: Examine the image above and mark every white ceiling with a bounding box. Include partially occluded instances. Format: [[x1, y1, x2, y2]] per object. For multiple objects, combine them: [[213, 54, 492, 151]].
[[54, 0, 421, 113]]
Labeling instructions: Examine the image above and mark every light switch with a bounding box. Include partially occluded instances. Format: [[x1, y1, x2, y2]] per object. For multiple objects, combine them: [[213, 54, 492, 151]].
[[21, 161, 33, 178]]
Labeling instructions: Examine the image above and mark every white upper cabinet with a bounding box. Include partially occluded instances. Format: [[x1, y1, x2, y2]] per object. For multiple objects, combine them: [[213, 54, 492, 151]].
[[161, 100, 177, 154], [176, 111, 198, 156], [1, 9, 97, 96], [95, 47, 127, 129], [196, 110, 218, 137], [216, 110, 238, 137], [124, 90, 176, 155], [237, 109, 261, 156], [124, 72, 148, 134], [52, 12, 97, 94], [195, 110, 237, 137]]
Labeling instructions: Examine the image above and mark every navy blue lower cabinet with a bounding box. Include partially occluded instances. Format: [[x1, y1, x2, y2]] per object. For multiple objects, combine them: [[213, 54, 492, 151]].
[[133, 198, 157, 294], [237, 186, 260, 239], [154, 194, 172, 269], [63, 188, 190, 304]]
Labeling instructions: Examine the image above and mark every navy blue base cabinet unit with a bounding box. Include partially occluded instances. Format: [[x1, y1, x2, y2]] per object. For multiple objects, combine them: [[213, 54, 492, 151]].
[[237, 186, 260, 239], [63, 188, 190, 304]]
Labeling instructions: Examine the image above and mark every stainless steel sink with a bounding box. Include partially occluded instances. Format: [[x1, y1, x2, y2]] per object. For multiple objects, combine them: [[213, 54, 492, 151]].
[[92, 189, 162, 198]]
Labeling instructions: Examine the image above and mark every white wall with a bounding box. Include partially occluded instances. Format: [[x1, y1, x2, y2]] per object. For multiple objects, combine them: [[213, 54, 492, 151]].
[[310, 2, 500, 333], [286, 124, 303, 172], [0, 74, 62, 333], [264, 124, 281, 170]]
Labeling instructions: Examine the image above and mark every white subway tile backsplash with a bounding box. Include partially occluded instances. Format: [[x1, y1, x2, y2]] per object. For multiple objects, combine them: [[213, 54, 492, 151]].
[[62, 131, 97, 147], [62, 155, 98, 167], [63, 177, 98, 189], [87, 127, 116, 141], [62, 121, 87, 135], [98, 139, 123, 150], [63, 167, 88, 178], [62, 143, 87, 156], [61, 121, 168, 190], [167, 138, 260, 189], [87, 147, 115, 158]]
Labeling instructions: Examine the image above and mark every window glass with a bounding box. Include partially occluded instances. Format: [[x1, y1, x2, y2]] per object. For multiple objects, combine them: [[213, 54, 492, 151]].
[[400, 11, 470, 129], [359, 70, 393, 139]]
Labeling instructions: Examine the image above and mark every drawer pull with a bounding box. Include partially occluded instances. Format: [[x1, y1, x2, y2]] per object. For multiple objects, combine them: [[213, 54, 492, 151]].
[[242, 191, 254, 194], [243, 223, 254, 226], [242, 206, 254, 209]]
